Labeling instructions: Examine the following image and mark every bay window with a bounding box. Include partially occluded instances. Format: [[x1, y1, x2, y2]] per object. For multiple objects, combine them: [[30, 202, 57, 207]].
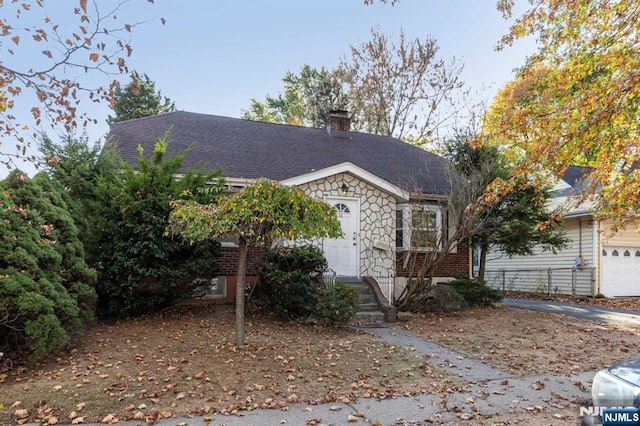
[[395, 204, 442, 251]]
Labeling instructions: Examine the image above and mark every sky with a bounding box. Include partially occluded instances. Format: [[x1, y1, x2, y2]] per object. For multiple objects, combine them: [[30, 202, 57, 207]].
[[2, 0, 536, 176]]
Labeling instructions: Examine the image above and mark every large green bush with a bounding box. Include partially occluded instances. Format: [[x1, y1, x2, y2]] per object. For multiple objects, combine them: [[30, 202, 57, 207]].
[[256, 245, 328, 320], [0, 171, 96, 361], [90, 138, 224, 317], [446, 275, 503, 307], [257, 246, 359, 325], [314, 283, 359, 326]]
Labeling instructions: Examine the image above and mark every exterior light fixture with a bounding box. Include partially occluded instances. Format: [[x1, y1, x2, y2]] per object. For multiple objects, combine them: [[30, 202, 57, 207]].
[[340, 183, 349, 195]]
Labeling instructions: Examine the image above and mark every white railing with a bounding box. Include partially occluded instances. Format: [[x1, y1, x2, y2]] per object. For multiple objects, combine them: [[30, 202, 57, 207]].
[[321, 268, 336, 288], [371, 262, 394, 304]]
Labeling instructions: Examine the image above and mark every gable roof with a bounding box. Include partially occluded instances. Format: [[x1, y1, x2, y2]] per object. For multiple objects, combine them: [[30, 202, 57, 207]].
[[552, 165, 593, 198], [106, 111, 450, 196]]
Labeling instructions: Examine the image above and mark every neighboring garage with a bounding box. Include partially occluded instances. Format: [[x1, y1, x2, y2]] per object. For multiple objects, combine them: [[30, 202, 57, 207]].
[[600, 246, 640, 297]]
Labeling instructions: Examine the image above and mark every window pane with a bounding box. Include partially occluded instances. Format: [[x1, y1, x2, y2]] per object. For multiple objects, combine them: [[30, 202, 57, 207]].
[[410, 209, 438, 248], [412, 229, 437, 248], [412, 210, 436, 229], [396, 210, 404, 248], [396, 229, 404, 248]]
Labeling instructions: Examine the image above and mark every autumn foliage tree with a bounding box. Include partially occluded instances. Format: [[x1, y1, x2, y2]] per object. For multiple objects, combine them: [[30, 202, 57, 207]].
[[340, 27, 465, 143], [0, 0, 158, 168], [168, 180, 342, 345], [489, 0, 640, 228], [245, 28, 466, 148]]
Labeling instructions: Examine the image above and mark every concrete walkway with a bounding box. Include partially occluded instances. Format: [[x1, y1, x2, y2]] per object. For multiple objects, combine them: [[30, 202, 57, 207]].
[[39, 299, 631, 426]]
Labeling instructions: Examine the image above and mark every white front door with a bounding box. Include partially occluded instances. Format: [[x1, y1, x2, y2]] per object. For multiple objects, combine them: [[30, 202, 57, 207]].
[[324, 198, 359, 276]]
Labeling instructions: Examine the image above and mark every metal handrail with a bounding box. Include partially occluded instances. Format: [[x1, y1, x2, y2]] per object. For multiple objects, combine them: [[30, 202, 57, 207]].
[[322, 268, 336, 288], [371, 262, 394, 304]]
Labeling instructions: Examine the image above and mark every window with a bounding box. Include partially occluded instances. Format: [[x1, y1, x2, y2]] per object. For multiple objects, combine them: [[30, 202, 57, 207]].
[[412, 209, 438, 248], [333, 203, 350, 214], [396, 204, 442, 251], [195, 276, 227, 299], [395, 210, 404, 248]]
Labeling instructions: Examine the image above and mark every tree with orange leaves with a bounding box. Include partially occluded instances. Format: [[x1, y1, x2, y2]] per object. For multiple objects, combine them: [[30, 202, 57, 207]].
[[486, 0, 640, 227], [0, 0, 159, 168]]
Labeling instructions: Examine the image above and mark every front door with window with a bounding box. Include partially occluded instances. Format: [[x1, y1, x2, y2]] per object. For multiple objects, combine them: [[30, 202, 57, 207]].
[[323, 198, 359, 276]]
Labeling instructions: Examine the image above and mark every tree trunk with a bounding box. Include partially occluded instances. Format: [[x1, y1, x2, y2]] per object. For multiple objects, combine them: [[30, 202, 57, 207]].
[[478, 244, 488, 284], [235, 237, 248, 346]]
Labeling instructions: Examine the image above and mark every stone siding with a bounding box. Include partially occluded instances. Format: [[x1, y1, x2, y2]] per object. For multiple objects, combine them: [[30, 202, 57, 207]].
[[298, 172, 396, 277]]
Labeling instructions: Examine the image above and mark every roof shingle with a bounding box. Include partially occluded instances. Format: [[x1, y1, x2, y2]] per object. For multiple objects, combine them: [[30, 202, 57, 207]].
[[106, 111, 450, 195]]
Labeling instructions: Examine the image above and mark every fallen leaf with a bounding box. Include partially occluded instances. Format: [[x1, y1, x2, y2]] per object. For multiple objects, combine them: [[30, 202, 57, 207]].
[[531, 381, 545, 390], [100, 414, 117, 424], [14, 409, 29, 419]]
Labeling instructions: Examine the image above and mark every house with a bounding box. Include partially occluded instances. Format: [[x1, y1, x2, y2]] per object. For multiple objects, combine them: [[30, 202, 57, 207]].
[[482, 166, 640, 297], [106, 110, 470, 304]]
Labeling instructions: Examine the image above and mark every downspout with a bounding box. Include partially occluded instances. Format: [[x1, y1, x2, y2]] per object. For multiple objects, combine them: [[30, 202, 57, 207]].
[[593, 217, 600, 296], [578, 219, 583, 260]]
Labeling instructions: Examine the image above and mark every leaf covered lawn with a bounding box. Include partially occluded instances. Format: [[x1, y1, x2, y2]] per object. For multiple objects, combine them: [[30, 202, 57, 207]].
[[0, 305, 461, 425]]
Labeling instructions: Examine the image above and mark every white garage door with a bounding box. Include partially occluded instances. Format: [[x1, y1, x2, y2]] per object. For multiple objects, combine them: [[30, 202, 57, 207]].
[[600, 246, 640, 297]]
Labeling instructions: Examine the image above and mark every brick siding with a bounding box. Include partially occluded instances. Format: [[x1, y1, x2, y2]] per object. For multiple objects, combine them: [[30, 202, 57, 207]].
[[395, 238, 470, 278], [218, 246, 265, 275]]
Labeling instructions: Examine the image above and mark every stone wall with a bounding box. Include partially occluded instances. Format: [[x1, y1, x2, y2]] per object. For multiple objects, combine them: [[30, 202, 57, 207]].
[[298, 172, 396, 277]]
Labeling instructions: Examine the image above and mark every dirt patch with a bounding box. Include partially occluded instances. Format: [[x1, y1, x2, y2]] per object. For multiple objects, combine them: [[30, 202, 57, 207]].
[[404, 305, 640, 377], [0, 305, 462, 425]]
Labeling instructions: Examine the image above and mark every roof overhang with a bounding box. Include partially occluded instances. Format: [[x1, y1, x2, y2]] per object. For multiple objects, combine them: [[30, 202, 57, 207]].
[[280, 162, 410, 201]]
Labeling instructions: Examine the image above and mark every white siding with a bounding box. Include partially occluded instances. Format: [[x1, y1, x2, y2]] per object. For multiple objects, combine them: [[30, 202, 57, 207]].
[[602, 220, 640, 247], [483, 217, 595, 295]]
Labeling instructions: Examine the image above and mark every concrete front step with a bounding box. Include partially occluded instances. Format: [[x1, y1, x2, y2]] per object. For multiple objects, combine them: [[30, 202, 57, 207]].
[[337, 276, 394, 324], [358, 302, 381, 312], [359, 294, 376, 304], [352, 310, 386, 323]]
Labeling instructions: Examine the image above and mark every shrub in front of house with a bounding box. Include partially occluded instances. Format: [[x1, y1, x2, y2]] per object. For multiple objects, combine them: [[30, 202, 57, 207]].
[[90, 139, 223, 318], [314, 283, 359, 326], [256, 245, 328, 320], [446, 275, 503, 307], [425, 285, 469, 312], [0, 171, 96, 361]]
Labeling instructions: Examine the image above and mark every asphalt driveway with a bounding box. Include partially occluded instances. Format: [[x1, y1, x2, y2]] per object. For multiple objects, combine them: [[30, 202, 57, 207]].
[[503, 298, 640, 329]]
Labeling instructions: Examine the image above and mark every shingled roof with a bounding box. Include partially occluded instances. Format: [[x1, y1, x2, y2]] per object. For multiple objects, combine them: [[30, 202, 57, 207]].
[[106, 111, 450, 196]]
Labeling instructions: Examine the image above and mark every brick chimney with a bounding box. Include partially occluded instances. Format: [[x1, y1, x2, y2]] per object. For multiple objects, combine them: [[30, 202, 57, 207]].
[[326, 109, 350, 138]]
